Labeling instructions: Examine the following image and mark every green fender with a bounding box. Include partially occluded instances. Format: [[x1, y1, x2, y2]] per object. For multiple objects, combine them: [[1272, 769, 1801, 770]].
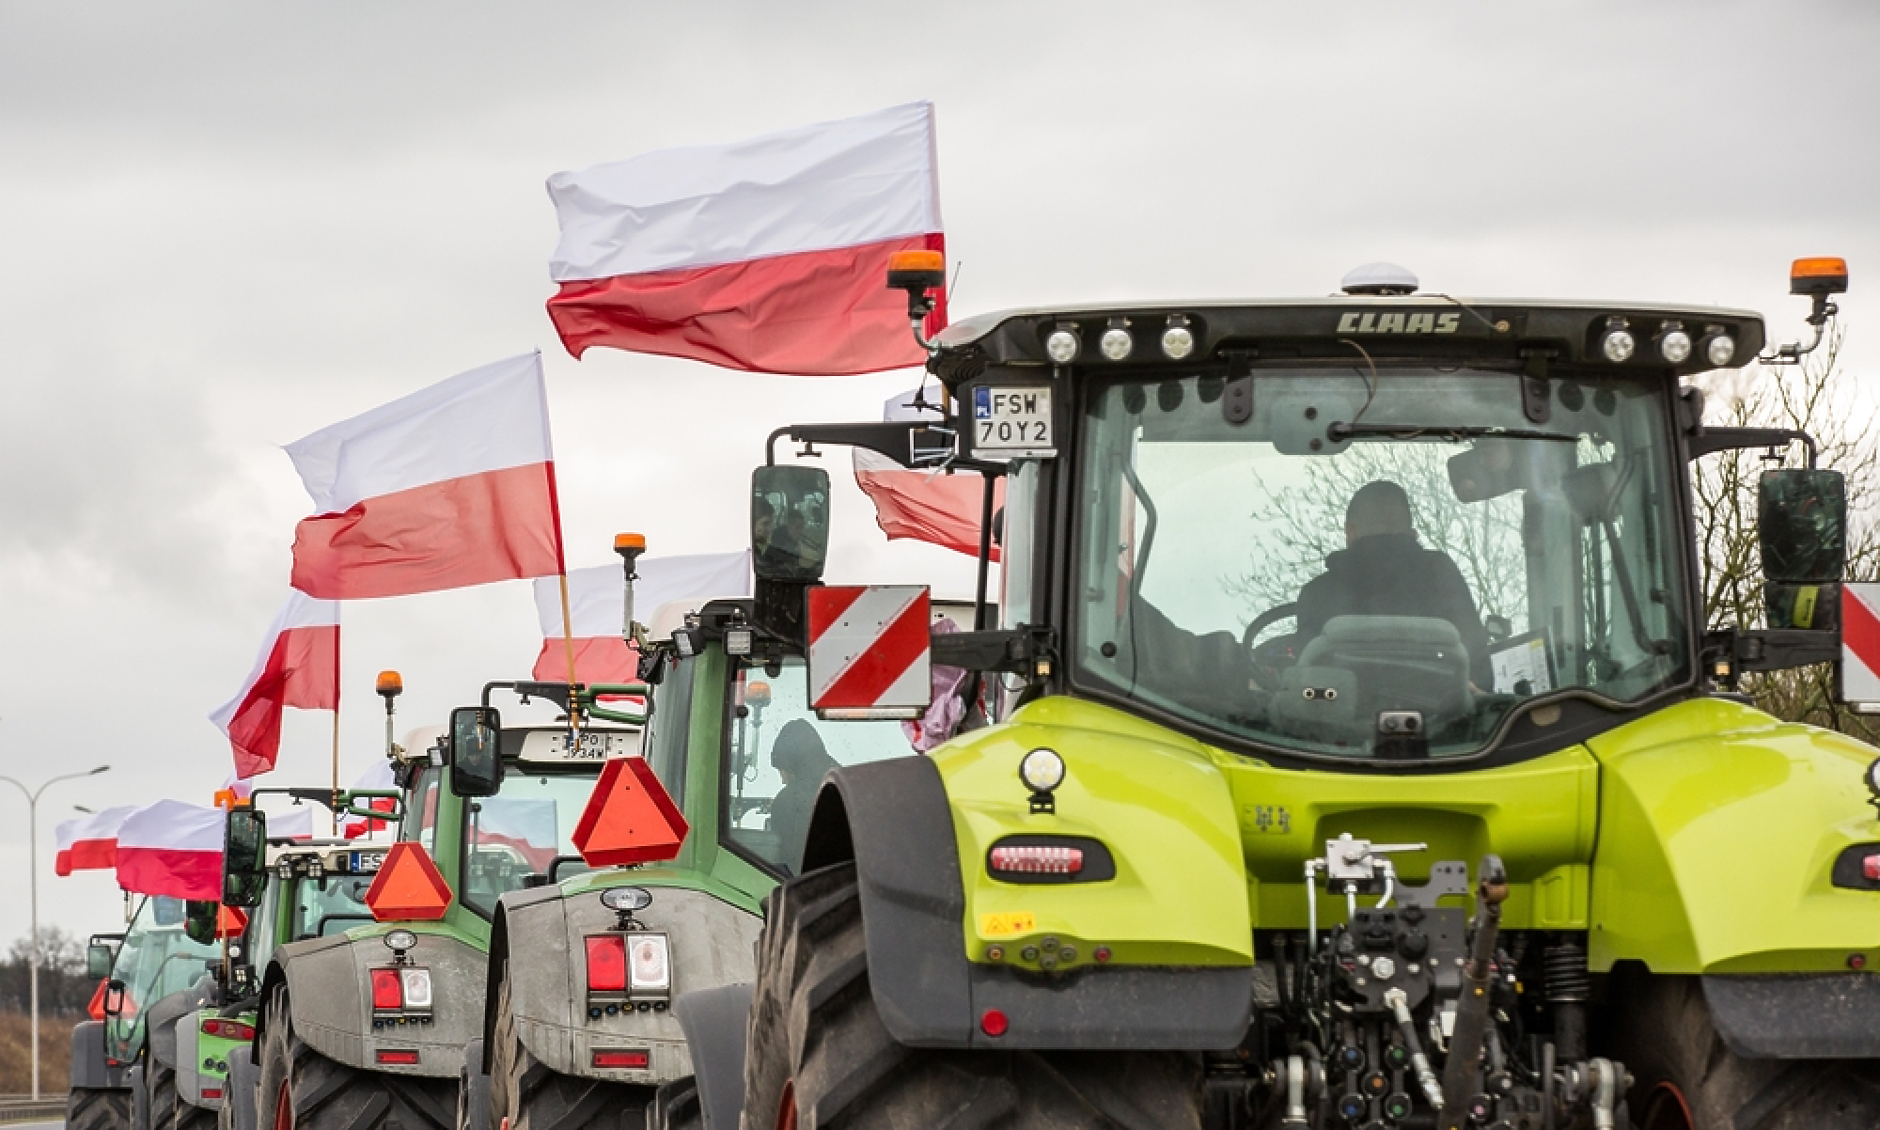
[[1585, 697, 1880, 974], [930, 697, 1253, 971]]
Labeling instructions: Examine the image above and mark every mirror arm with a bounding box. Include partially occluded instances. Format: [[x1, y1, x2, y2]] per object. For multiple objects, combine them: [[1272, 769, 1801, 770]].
[[482, 681, 574, 712], [764, 421, 956, 469], [1708, 626, 1841, 674], [1687, 427, 1819, 468]]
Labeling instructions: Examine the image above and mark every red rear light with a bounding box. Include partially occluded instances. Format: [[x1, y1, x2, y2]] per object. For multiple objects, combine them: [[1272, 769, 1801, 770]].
[[980, 1009, 1009, 1038], [989, 845, 1084, 875], [591, 1049, 650, 1069], [375, 1049, 420, 1065], [1864, 854, 1880, 882], [586, 935, 628, 993], [203, 1020, 255, 1041], [370, 969, 404, 1011], [201, 1089, 223, 1101]]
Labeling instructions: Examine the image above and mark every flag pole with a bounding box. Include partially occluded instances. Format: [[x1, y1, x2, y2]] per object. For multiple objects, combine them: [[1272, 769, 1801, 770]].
[[558, 571, 581, 734], [330, 710, 341, 837]]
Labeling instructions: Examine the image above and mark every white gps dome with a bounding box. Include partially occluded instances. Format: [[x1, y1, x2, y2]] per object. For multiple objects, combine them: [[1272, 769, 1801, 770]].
[[1340, 262, 1420, 296]]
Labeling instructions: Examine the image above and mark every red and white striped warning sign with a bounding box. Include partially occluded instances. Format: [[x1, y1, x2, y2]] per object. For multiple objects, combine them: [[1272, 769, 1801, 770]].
[[1841, 584, 1880, 704], [808, 585, 932, 716]]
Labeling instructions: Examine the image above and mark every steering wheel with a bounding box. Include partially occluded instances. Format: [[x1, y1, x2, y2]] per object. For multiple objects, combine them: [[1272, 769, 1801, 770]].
[[1241, 603, 1301, 687]]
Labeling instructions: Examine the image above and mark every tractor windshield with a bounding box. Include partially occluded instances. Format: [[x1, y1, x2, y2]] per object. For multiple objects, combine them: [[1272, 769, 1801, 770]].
[[1071, 367, 1690, 761], [104, 896, 218, 1063], [289, 870, 376, 940], [461, 768, 597, 916]]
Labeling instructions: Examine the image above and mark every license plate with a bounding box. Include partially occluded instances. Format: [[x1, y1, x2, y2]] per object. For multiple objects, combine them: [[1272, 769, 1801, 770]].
[[350, 852, 384, 873], [971, 385, 1056, 459]]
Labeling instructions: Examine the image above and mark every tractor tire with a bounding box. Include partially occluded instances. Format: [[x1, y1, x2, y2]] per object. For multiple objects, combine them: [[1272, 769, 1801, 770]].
[[68, 1087, 134, 1130], [176, 1095, 219, 1130], [457, 1039, 491, 1130], [741, 862, 1203, 1130], [1608, 973, 1880, 1130], [487, 967, 654, 1130], [646, 1078, 701, 1130], [222, 1055, 260, 1130], [150, 1060, 182, 1130], [256, 986, 455, 1130]]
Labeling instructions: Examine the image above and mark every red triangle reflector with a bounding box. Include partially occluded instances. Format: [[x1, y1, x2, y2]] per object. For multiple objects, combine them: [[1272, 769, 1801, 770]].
[[216, 905, 248, 939], [572, 757, 689, 867], [364, 841, 453, 921]]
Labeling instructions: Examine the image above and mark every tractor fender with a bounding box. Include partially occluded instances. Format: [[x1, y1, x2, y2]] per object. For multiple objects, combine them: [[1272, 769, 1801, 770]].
[[671, 983, 752, 1130], [269, 929, 487, 1079], [487, 881, 760, 1085], [129, 1063, 148, 1130], [70, 1020, 128, 1090], [1586, 697, 1880, 976], [801, 737, 1255, 1051], [147, 983, 208, 1071], [174, 1010, 203, 1106]]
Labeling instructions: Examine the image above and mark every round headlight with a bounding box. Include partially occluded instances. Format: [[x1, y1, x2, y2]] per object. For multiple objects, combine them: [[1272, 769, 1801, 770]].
[[1045, 329, 1080, 364], [1706, 334, 1736, 367], [1659, 327, 1692, 364], [1866, 757, 1880, 795], [384, 929, 417, 952], [1099, 327, 1134, 361], [1601, 328, 1636, 363], [600, 886, 654, 913], [1161, 324, 1195, 361], [1018, 748, 1066, 793]]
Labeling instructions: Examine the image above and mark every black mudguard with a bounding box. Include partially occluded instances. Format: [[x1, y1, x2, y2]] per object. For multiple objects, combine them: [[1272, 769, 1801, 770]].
[[670, 983, 753, 1130], [71, 1020, 129, 1090], [803, 757, 1252, 1050]]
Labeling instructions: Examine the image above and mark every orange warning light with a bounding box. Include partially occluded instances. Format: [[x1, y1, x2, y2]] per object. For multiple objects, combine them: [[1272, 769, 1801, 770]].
[[887, 250, 946, 293], [215, 905, 248, 940], [376, 670, 404, 698], [614, 532, 647, 552], [571, 757, 689, 867], [364, 841, 453, 921], [1790, 257, 1849, 296]]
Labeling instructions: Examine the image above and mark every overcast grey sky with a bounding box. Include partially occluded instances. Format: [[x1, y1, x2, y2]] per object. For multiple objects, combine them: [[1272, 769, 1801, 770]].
[[3, 1, 1876, 938]]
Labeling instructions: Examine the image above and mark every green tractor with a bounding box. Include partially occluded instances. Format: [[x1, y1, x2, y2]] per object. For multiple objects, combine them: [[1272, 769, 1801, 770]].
[[67, 897, 221, 1130], [230, 700, 642, 1130], [198, 812, 394, 1130], [676, 256, 1880, 1129], [473, 592, 937, 1130]]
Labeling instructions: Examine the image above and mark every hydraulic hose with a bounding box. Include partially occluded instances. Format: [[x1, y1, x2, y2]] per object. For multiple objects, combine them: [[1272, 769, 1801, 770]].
[[1385, 987, 1444, 1110]]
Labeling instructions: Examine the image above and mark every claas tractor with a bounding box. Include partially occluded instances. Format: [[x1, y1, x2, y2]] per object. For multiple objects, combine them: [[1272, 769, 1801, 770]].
[[671, 255, 1880, 1129]]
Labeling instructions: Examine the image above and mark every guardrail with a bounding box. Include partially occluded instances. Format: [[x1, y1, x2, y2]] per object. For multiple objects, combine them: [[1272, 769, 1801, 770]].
[[0, 1095, 67, 1124]]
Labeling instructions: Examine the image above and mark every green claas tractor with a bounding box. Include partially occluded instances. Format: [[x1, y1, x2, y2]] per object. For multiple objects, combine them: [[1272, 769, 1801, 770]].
[[67, 897, 220, 1130], [228, 700, 642, 1130], [673, 255, 1880, 1129], [472, 593, 934, 1130], [198, 815, 392, 1130]]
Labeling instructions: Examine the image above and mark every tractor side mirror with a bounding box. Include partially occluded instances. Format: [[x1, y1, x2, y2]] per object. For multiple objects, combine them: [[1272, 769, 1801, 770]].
[[751, 465, 830, 583], [1760, 468, 1847, 630], [103, 980, 126, 1017], [222, 808, 268, 909], [85, 936, 121, 979], [449, 706, 504, 797], [184, 901, 219, 945]]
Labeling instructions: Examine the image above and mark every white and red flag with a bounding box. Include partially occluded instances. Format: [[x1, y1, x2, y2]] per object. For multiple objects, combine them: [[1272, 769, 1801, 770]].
[[343, 759, 399, 839], [269, 807, 315, 842], [854, 389, 1002, 560], [286, 353, 565, 599], [545, 102, 945, 375], [530, 551, 751, 686], [115, 800, 224, 900], [210, 591, 340, 778], [54, 806, 135, 877]]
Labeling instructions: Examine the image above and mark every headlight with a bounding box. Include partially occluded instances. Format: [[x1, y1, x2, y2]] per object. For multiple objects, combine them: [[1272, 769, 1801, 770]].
[[628, 934, 671, 997], [1705, 333, 1736, 367], [600, 886, 653, 913], [1161, 320, 1195, 361], [1601, 326, 1636, 363], [383, 930, 417, 953], [1658, 325, 1692, 364], [1045, 328, 1080, 364], [1099, 326, 1134, 361], [1019, 748, 1066, 793]]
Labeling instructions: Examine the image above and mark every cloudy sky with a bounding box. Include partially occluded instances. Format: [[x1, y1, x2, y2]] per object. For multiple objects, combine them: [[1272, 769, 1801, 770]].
[[3, 1, 1876, 938]]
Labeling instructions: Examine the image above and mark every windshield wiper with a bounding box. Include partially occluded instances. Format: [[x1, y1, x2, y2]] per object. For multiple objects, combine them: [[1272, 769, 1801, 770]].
[[1327, 422, 1582, 443]]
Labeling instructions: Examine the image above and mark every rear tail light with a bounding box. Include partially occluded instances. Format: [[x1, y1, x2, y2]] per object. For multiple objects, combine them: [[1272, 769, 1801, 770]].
[[628, 935, 671, 997], [591, 1049, 650, 1069], [201, 1089, 223, 1101], [370, 969, 403, 1010], [375, 1049, 420, 1065], [400, 969, 433, 1010], [1865, 854, 1880, 882], [586, 936, 627, 993], [990, 845, 1084, 875], [202, 1019, 255, 1040]]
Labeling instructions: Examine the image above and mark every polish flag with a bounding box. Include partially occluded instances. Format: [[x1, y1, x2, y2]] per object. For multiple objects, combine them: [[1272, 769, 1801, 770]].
[[854, 389, 1002, 560], [116, 800, 225, 900], [545, 102, 945, 375], [54, 806, 135, 877], [210, 591, 340, 778], [286, 353, 565, 600], [343, 759, 398, 839], [269, 807, 315, 842], [530, 551, 750, 686]]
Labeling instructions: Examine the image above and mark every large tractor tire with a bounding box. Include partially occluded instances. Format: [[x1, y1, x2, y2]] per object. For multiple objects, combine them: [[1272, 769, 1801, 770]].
[[646, 1078, 701, 1130], [222, 1055, 260, 1130], [741, 862, 1203, 1130], [256, 986, 455, 1130], [68, 1087, 134, 1130], [149, 1061, 183, 1130], [1609, 973, 1880, 1130], [176, 1095, 219, 1130], [487, 970, 654, 1130]]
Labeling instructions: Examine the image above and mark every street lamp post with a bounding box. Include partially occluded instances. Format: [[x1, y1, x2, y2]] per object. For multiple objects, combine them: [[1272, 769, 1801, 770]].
[[0, 764, 110, 1100]]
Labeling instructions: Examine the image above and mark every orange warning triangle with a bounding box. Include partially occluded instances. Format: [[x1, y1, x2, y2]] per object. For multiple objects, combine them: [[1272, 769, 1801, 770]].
[[572, 757, 689, 867], [215, 905, 248, 939], [364, 841, 453, 921]]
